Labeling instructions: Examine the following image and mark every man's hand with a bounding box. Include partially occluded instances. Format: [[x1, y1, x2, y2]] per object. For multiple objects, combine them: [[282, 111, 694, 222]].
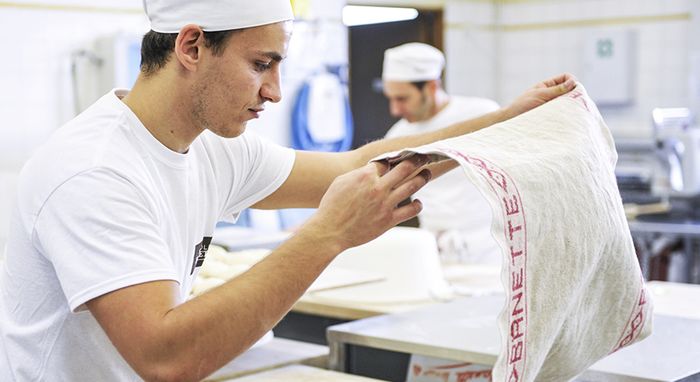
[[501, 73, 577, 120], [303, 155, 431, 252]]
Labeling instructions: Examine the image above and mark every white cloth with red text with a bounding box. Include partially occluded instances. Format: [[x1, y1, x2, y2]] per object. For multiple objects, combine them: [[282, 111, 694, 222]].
[[376, 84, 653, 381]]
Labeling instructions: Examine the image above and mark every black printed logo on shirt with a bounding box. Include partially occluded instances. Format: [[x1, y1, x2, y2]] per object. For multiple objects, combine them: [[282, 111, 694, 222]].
[[190, 236, 212, 275]]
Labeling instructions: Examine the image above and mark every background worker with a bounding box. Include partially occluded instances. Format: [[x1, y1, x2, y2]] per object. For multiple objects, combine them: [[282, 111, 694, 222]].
[[0, 0, 576, 380], [382, 42, 501, 264]]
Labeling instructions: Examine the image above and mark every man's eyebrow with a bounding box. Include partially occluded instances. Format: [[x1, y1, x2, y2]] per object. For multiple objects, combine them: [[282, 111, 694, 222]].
[[258, 51, 284, 62]]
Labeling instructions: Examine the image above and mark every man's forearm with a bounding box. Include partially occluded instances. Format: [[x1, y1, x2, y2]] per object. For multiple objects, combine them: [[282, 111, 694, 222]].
[[352, 108, 508, 167], [92, 224, 342, 382], [251, 109, 501, 210], [351, 72, 577, 168], [162, 225, 340, 380]]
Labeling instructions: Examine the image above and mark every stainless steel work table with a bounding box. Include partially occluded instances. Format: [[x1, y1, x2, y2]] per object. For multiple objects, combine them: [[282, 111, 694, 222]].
[[327, 294, 700, 381], [628, 213, 700, 284], [220, 365, 387, 381], [628, 220, 700, 237], [276, 264, 503, 346]]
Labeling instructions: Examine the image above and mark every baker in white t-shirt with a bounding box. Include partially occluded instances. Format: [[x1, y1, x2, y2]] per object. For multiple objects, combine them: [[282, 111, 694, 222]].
[[0, 0, 576, 379], [382, 43, 501, 264]]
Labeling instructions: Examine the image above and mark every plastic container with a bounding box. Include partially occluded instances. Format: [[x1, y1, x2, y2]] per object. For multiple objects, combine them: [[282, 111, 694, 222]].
[[312, 227, 454, 304]]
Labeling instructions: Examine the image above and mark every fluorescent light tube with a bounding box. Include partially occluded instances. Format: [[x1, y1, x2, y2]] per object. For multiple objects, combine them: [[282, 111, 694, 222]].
[[342, 5, 419, 27]]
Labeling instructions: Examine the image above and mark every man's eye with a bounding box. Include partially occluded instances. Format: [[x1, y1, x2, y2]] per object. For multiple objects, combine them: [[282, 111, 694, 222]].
[[255, 62, 272, 71]]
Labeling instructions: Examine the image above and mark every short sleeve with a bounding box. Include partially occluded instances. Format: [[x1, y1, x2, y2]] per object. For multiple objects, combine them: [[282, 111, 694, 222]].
[[34, 168, 179, 312], [216, 132, 296, 221], [384, 120, 407, 140]]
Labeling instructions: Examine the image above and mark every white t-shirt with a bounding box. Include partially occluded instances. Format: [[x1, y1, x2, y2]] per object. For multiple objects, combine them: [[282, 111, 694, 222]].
[[386, 96, 501, 264], [0, 90, 295, 381]]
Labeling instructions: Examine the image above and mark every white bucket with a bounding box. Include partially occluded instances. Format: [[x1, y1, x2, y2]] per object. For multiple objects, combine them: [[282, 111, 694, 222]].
[[312, 227, 453, 304]]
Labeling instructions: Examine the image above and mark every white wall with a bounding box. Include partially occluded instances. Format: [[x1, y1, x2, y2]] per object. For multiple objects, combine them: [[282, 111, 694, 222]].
[[445, 0, 694, 140], [0, 1, 148, 254], [444, 0, 498, 101], [689, 0, 700, 118]]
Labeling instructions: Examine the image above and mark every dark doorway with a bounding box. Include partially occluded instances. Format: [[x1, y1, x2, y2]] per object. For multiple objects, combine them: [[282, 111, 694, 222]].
[[349, 10, 443, 148]]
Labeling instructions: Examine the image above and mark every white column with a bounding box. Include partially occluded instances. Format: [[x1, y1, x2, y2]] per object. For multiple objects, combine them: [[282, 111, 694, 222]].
[[444, 0, 498, 101], [689, 1, 700, 118]]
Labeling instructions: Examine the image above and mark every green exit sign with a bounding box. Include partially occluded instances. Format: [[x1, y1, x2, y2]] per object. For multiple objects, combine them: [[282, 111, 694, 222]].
[[583, 29, 635, 105]]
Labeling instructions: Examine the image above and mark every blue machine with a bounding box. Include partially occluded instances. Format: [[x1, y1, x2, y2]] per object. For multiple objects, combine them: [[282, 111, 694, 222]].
[[291, 65, 354, 152]]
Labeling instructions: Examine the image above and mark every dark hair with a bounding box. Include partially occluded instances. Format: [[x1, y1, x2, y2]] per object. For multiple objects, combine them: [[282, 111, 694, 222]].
[[411, 81, 428, 91], [140, 29, 236, 76]]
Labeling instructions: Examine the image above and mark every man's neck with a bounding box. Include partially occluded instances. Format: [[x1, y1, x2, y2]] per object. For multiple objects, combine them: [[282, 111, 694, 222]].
[[121, 73, 202, 154], [432, 89, 450, 116]]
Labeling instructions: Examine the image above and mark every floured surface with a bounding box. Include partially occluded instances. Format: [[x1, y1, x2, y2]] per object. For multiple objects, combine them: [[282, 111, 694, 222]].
[[375, 84, 653, 381]]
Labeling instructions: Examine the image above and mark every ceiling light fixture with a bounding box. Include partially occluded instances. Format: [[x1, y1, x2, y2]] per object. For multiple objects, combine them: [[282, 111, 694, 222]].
[[342, 5, 419, 27]]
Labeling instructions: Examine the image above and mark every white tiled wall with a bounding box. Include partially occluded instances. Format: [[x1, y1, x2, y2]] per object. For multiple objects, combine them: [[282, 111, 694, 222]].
[[445, 0, 694, 140], [687, 0, 700, 120], [0, 172, 19, 256], [444, 1, 498, 100], [0, 1, 147, 254]]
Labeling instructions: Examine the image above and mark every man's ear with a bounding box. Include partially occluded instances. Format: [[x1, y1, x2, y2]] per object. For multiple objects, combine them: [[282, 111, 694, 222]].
[[174, 24, 205, 72], [426, 79, 439, 96]]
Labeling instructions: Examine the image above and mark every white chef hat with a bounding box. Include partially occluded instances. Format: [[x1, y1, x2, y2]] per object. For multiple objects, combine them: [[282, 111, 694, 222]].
[[382, 42, 445, 82], [143, 0, 295, 33]]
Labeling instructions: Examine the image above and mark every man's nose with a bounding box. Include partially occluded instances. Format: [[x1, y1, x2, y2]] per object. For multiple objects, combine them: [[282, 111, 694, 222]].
[[261, 72, 282, 103], [389, 102, 403, 117]]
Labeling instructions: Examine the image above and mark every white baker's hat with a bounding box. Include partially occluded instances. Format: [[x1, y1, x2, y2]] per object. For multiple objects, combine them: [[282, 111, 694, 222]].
[[143, 0, 295, 33], [382, 42, 445, 82]]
